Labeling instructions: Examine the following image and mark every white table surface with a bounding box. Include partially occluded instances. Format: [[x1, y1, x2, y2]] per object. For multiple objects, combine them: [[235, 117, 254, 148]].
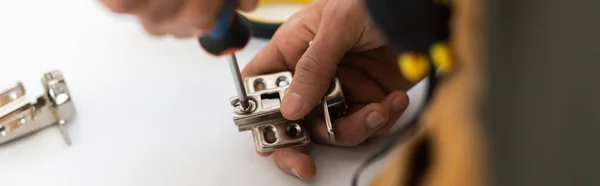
[[0, 1, 427, 185]]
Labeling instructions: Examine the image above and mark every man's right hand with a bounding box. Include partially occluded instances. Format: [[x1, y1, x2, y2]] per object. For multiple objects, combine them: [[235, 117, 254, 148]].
[[100, 0, 259, 38]]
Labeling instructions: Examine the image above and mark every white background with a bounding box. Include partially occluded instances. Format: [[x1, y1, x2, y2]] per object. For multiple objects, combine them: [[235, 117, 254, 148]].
[[0, 1, 426, 185]]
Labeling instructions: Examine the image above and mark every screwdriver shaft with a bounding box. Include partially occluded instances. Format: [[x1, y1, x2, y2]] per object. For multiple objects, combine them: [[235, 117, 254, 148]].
[[228, 54, 249, 109]]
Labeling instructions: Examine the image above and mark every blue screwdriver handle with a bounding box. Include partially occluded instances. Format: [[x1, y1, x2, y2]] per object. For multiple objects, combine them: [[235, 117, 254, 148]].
[[198, 0, 251, 56], [208, 0, 237, 39]]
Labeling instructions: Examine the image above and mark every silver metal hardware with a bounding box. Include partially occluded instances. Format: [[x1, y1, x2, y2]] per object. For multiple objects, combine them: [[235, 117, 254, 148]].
[[230, 71, 347, 152], [228, 54, 250, 109], [322, 97, 335, 144], [319, 78, 347, 144], [0, 70, 76, 145]]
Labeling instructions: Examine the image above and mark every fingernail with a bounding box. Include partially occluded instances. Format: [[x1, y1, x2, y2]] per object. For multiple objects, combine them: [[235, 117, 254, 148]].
[[291, 168, 303, 179], [282, 92, 304, 116], [366, 112, 386, 129], [192, 29, 205, 37], [392, 97, 408, 111]]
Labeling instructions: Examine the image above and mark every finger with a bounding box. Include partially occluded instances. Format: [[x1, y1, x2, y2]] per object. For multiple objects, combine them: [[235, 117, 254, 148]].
[[138, 0, 185, 25], [373, 91, 409, 136], [241, 39, 290, 78], [176, 0, 220, 30], [170, 29, 195, 39], [281, 9, 359, 121], [272, 147, 316, 180], [242, 1, 327, 77], [140, 17, 168, 36], [135, 0, 184, 36], [159, 0, 219, 38], [238, 0, 259, 11], [310, 102, 390, 146], [168, 27, 212, 38], [101, 0, 147, 13], [241, 13, 316, 78]]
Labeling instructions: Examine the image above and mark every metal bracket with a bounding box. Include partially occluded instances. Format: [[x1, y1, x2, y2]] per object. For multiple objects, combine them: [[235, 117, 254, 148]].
[[230, 71, 347, 153], [0, 70, 76, 145]]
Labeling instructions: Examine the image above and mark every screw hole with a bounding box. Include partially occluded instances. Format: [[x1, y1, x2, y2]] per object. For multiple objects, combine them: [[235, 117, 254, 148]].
[[263, 125, 277, 144], [276, 76, 289, 87], [285, 123, 302, 138], [18, 117, 27, 125], [254, 78, 266, 91], [0, 126, 6, 137]]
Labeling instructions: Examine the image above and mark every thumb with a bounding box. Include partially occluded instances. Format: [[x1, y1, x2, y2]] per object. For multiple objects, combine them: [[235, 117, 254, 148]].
[[281, 29, 351, 120]]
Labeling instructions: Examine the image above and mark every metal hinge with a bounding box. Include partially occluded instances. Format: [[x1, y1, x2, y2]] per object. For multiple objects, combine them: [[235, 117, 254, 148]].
[[0, 70, 76, 145], [230, 71, 347, 153]]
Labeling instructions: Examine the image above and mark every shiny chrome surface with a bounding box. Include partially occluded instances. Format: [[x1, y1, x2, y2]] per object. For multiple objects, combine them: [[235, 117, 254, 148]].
[[230, 71, 347, 152], [228, 54, 249, 109], [317, 77, 347, 120], [322, 97, 335, 144], [0, 70, 76, 145]]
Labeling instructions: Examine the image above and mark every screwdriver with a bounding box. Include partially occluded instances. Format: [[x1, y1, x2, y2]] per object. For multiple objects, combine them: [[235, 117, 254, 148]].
[[198, 0, 252, 109]]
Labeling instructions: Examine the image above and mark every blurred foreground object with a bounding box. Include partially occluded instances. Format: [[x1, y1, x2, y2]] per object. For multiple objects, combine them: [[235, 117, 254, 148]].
[[484, 0, 600, 185], [363, 0, 487, 185], [366, 0, 600, 185]]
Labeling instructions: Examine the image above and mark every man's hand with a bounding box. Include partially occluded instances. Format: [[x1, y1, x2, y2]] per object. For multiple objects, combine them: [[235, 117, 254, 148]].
[[100, 0, 259, 38], [243, 0, 413, 180]]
